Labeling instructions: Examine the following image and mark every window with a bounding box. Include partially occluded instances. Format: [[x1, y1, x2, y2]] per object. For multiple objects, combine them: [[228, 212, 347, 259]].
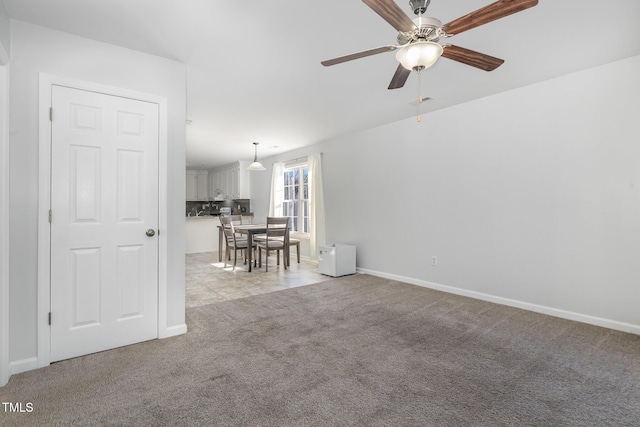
[[283, 164, 309, 234]]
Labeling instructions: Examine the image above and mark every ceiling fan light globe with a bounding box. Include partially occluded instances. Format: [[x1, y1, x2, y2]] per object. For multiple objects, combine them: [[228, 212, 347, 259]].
[[396, 41, 443, 71]]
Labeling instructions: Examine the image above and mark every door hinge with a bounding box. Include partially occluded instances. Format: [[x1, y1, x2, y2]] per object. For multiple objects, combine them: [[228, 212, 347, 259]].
[[49, 209, 52, 223], [49, 107, 53, 121], [48, 312, 52, 325]]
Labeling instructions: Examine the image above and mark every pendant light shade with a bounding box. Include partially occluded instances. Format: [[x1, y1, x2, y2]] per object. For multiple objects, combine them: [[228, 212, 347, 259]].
[[247, 142, 266, 171], [396, 41, 443, 71]]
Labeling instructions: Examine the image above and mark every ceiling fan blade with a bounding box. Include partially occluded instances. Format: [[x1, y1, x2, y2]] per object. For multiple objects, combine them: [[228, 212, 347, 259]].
[[444, 0, 538, 36], [362, 0, 416, 33], [388, 64, 411, 89], [321, 45, 399, 67], [441, 45, 504, 71]]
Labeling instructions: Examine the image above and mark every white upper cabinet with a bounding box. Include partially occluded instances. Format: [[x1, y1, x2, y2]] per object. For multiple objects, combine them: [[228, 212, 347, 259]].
[[196, 170, 208, 200], [186, 170, 198, 201], [209, 161, 250, 199], [185, 169, 209, 201], [208, 171, 218, 200]]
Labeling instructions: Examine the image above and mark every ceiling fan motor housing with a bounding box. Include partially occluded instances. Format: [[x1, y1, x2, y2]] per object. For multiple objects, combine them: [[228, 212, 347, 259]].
[[397, 16, 445, 45]]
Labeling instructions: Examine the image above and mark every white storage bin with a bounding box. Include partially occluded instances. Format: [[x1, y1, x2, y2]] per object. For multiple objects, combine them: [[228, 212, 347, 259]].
[[318, 244, 356, 277]]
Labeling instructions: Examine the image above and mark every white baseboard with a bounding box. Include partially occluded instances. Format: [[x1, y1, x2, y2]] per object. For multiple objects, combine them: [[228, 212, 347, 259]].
[[7, 325, 187, 380], [357, 267, 640, 336], [9, 357, 40, 376], [159, 323, 187, 339]]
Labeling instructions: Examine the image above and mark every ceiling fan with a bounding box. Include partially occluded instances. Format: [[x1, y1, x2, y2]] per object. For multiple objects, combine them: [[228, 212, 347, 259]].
[[321, 0, 539, 90]]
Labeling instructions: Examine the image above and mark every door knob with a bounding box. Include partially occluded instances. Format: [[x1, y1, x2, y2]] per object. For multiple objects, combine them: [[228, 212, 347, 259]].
[[146, 229, 156, 237]]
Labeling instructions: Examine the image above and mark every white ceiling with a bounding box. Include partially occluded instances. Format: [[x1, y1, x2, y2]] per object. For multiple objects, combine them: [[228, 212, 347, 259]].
[[4, 0, 640, 169]]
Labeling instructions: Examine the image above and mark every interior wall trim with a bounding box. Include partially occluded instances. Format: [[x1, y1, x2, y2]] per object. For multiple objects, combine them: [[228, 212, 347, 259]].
[[9, 357, 38, 376], [356, 267, 640, 336], [0, 64, 10, 387], [160, 324, 188, 339]]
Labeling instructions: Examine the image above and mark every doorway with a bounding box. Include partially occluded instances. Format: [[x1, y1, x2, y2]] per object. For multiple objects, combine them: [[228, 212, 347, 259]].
[[49, 85, 160, 361]]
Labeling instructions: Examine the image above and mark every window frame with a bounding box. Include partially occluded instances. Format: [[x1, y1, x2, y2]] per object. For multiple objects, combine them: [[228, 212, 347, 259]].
[[282, 163, 310, 237]]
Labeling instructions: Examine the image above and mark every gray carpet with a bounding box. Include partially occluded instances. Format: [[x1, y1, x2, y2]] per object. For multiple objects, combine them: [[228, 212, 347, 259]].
[[2, 274, 640, 426]]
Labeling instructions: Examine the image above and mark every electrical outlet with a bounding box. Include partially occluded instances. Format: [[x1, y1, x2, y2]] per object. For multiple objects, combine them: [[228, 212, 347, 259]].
[[432, 256, 438, 266]]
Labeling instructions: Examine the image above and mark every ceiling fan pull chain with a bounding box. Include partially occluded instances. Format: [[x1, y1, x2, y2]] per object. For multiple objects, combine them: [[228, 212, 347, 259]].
[[417, 69, 423, 123]]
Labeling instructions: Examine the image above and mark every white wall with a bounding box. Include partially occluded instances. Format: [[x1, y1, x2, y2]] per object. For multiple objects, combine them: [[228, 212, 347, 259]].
[[252, 55, 640, 332], [0, 1, 9, 63], [8, 20, 186, 365]]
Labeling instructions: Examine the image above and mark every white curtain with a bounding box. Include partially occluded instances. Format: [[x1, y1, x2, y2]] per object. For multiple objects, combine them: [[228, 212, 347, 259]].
[[268, 162, 284, 216], [308, 153, 326, 260]]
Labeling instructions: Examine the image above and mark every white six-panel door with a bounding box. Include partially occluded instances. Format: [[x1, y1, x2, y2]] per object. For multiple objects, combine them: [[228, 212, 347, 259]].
[[50, 85, 159, 362]]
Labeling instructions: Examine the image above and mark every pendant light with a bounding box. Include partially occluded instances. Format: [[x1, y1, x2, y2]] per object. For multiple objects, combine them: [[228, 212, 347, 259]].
[[247, 142, 266, 171]]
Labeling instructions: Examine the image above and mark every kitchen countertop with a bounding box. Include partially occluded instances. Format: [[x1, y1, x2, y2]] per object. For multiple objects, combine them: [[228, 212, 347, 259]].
[[186, 212, 254, 219]]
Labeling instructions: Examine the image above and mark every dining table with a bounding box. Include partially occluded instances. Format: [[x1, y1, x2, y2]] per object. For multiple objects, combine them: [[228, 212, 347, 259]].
[[218, 223, 267, 272]]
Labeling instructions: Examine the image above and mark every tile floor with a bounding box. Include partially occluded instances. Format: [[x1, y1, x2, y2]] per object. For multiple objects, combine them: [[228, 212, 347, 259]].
[[185, 251, 330, 307]]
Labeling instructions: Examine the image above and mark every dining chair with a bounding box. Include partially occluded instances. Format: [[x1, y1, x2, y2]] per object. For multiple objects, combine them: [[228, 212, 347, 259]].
[[228, 214, 243, 225], [220, 214, 244, 260], [287, 237, 300, 265], [219, 215, 255, 271], [262, 236, 300, 266], [257, 217, 290, 272], [253, 217, 299, 266]]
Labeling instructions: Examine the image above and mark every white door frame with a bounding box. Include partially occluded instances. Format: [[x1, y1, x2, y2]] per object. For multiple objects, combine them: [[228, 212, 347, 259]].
[[36, 74, 169, 369], [0, 62, 10, 386]]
